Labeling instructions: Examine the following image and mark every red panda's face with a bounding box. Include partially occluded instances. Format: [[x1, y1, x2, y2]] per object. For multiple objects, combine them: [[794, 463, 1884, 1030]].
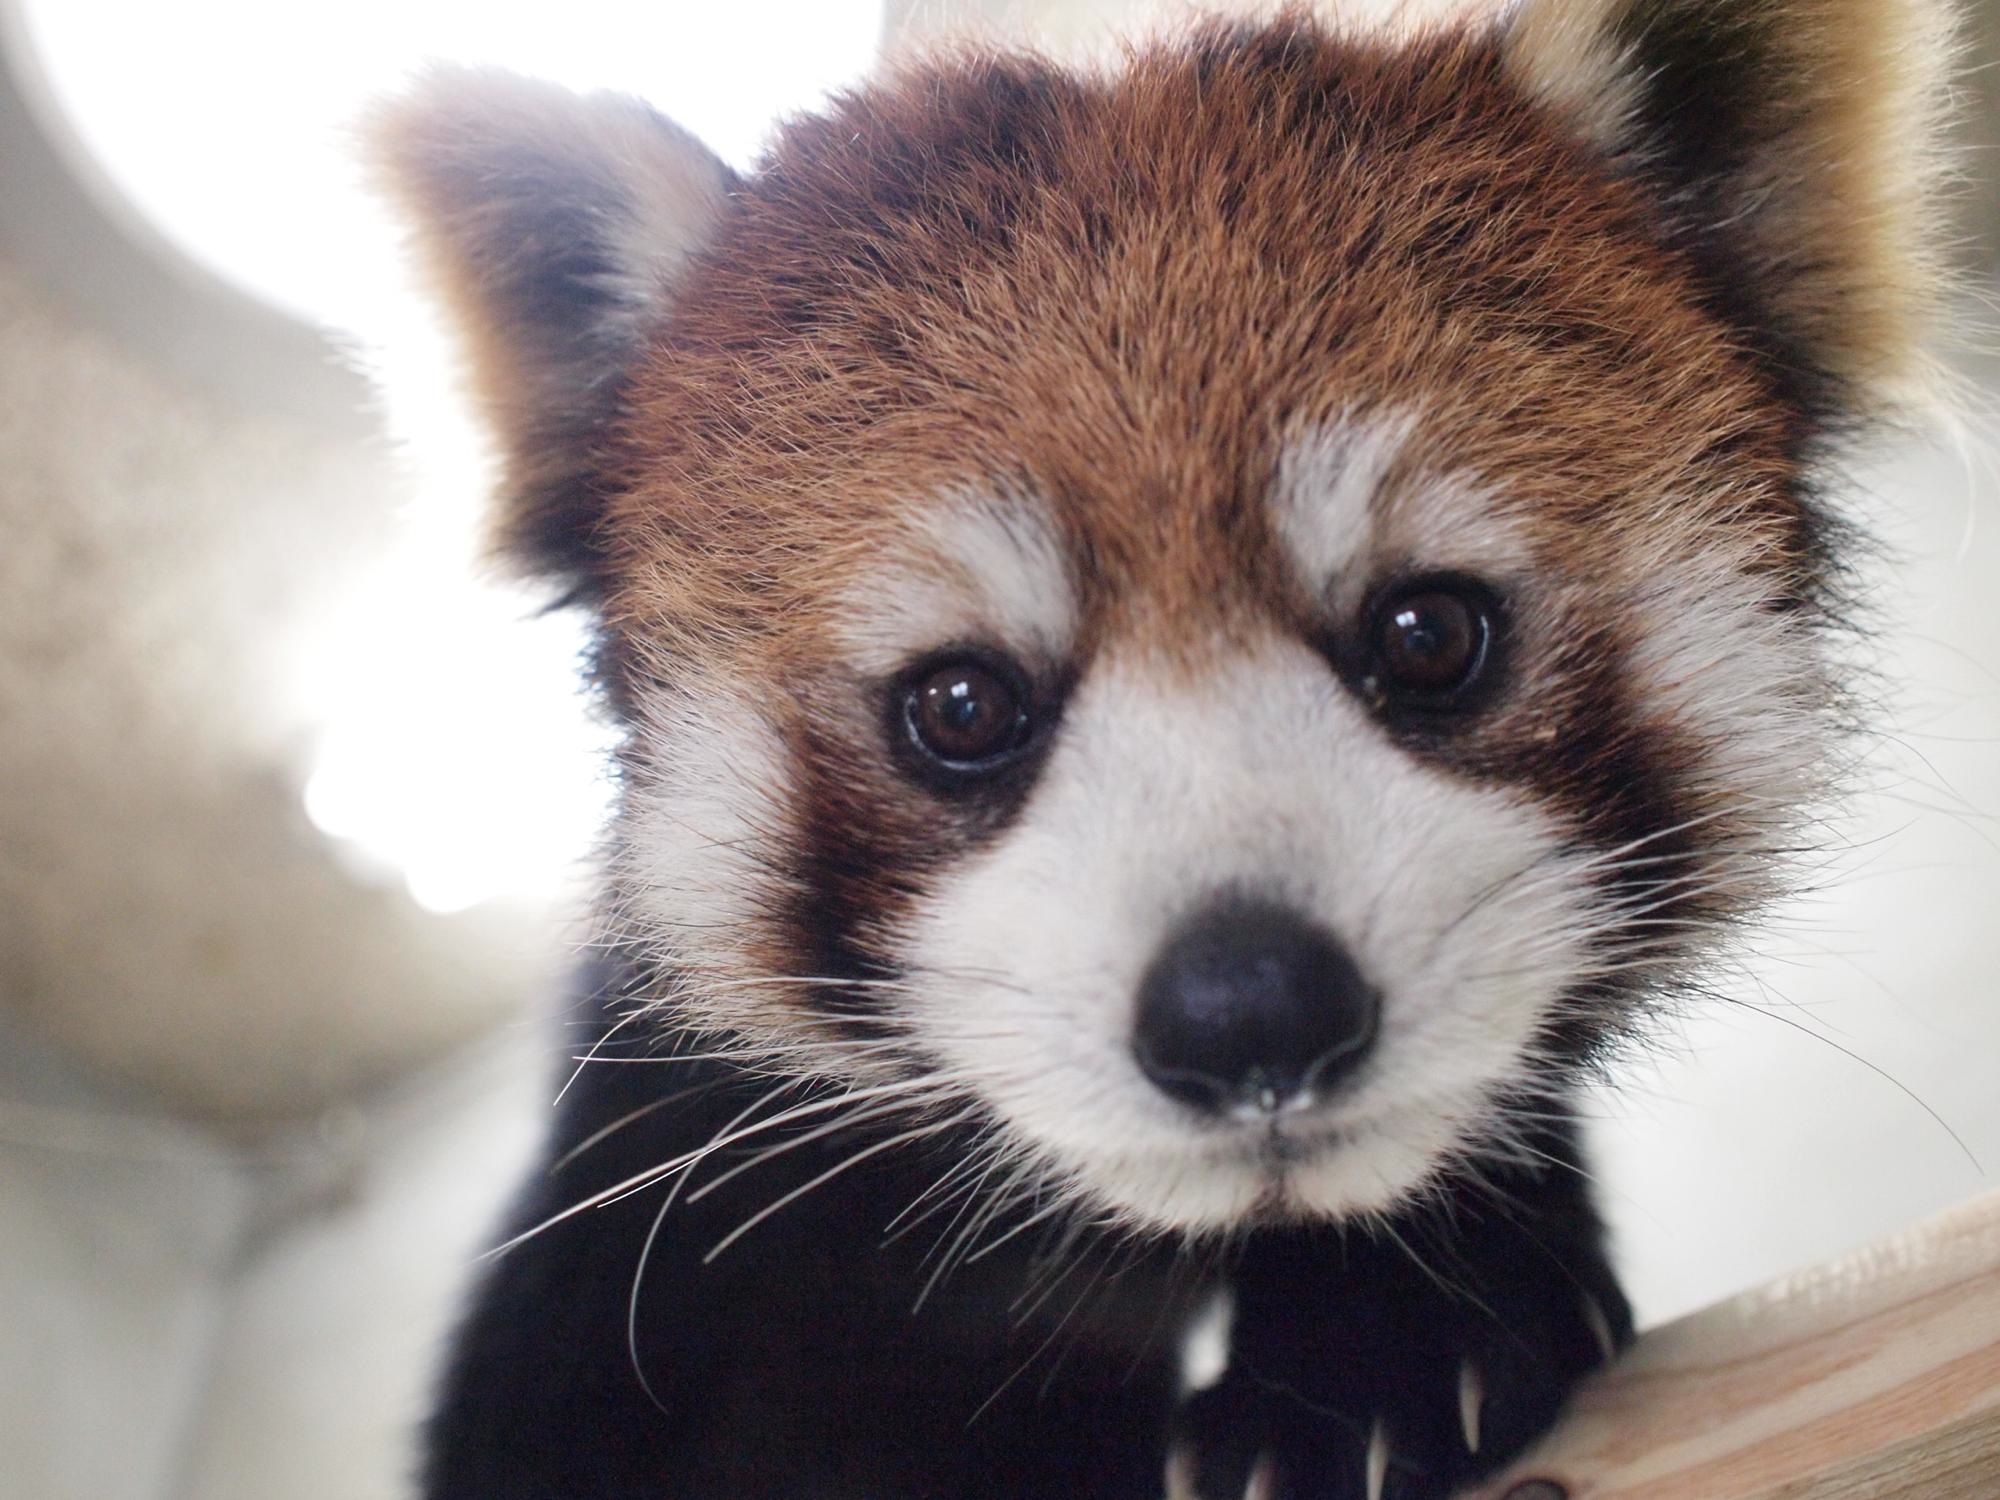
[[373, 5, 1944, 1233], [594, 34, 1827, 1231]]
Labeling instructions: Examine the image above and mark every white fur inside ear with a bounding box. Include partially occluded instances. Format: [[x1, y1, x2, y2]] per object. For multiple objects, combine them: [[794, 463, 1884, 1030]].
[[366, 64, 737, 573], [366, 64, 736, 564], [1501, 0, 1645, 154], [583, 106, 738, 350], [370, 65, 736, 340]]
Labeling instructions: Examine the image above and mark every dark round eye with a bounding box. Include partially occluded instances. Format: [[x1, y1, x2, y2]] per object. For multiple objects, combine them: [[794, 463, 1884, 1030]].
[[904, 658, 1030, 769], [1370, 582, 1494, 705]]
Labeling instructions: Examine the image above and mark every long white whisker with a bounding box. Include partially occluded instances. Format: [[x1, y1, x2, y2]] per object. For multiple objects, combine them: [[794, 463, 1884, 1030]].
[[685, 1086, 958, 1204], [487, 1077, 933, 1259], [704, 1110, 980, 1264]]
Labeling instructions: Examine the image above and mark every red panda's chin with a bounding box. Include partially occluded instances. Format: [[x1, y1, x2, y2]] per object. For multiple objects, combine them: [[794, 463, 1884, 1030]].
[[1006, 1103, 1472, 1237]]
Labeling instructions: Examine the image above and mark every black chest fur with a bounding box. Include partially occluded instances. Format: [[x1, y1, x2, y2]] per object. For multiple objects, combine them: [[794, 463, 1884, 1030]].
[[425, 968, 1201, 1500]]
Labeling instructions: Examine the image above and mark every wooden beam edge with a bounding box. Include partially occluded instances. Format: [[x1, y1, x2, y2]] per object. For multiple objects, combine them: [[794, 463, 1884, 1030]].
[[1466, 1190, 2000, 1500]]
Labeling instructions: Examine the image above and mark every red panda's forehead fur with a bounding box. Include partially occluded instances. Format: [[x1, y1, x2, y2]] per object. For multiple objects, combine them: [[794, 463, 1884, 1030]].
[[603, 23, 1809, 671]]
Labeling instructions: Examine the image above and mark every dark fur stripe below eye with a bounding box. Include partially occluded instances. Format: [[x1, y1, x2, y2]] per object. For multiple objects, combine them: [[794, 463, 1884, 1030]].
[[1528, 669, 1711, 1063], [782, 761, 912, 1038], [1374, 619, 1712, 1065], [777, 710, 1059, 1033]]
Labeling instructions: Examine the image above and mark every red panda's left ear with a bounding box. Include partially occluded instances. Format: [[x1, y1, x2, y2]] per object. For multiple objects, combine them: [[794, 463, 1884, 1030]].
[[1502, 0, 1957, 424], [367, 67, 737, 589]]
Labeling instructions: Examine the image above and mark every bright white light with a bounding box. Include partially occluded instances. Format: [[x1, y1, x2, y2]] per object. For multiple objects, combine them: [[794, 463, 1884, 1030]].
[[11, 0, 883, 914], [16, 0, 885, 326], [297, 568, 619, 916]]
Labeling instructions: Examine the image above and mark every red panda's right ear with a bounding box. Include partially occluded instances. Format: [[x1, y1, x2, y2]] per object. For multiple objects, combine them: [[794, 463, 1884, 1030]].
[[367, 66, 736, 588], [1500, 0, 1954, 425]]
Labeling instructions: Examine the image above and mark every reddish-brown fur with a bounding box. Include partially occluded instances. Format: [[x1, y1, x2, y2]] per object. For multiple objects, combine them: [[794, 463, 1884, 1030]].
[[605, 23, 1808, 677]]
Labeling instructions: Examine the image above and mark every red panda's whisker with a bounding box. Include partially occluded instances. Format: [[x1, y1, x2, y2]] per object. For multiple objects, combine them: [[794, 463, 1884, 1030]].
[[488, 1076, 951, 1259], [702, 1109, 984, 1266], [924, 1153, 1051, 1309], [684, 1087, 963, 1205], [880, 1137, 1003, 1247]]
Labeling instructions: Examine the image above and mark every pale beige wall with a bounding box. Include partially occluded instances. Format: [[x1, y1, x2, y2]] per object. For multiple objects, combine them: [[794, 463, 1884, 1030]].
[[0, 246, 563, 1123], [0, 34, 560, 1124]]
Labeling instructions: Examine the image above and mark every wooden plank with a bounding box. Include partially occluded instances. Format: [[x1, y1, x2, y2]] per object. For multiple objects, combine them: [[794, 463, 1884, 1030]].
[[1468, 1191, 2000, 1500]]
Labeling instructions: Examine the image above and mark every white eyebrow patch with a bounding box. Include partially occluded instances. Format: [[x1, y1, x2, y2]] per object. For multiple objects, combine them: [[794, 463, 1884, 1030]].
[[1269, 409, 1419, 595], [832, 487, 1077, 672], [1270, 410, 1537, 598]]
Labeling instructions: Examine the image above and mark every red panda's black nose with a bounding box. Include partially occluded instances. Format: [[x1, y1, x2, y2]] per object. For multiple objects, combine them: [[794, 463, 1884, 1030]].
[[1132, 901, 1378, 1116]]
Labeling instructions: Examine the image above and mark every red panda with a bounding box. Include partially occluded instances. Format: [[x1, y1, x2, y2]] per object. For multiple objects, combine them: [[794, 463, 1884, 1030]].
[[369, 1, 1954, 1496]]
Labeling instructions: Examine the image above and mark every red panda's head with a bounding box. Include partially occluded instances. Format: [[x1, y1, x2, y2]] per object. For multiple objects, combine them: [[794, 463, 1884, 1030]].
[[372, 0, 1952, 1232]]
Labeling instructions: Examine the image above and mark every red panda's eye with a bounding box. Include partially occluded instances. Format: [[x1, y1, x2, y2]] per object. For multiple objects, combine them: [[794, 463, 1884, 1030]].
[[1370, 583, 1493, 705], [905, 659, 1029, 768]]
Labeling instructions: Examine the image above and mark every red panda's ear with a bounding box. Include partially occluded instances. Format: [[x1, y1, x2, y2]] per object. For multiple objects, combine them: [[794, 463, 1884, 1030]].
[[1502, 0, 1956, 424], [367, 67, 736, 587]]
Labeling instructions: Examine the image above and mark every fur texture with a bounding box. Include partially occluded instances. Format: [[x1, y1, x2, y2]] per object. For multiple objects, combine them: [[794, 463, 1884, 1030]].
[[370, 2, 1953, 1496], [1506, 0, 1955, 416], [371, 68, 737, 585]]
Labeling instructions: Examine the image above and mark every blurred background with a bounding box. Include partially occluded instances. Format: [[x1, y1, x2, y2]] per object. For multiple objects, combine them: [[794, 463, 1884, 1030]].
[[0, 2, 1994, 1497]]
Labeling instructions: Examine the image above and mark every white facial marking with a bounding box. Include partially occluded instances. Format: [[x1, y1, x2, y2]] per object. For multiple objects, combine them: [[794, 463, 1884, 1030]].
[[1272, 413, 1537, 611], [895, 643, 1592, 1232], [616, 681, 802, 1037], [1621, 524, 1826, 827], [1271, 410, 1418, 595], [1503, 0, 1648, 157], [833, 488, 1076, 674]]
